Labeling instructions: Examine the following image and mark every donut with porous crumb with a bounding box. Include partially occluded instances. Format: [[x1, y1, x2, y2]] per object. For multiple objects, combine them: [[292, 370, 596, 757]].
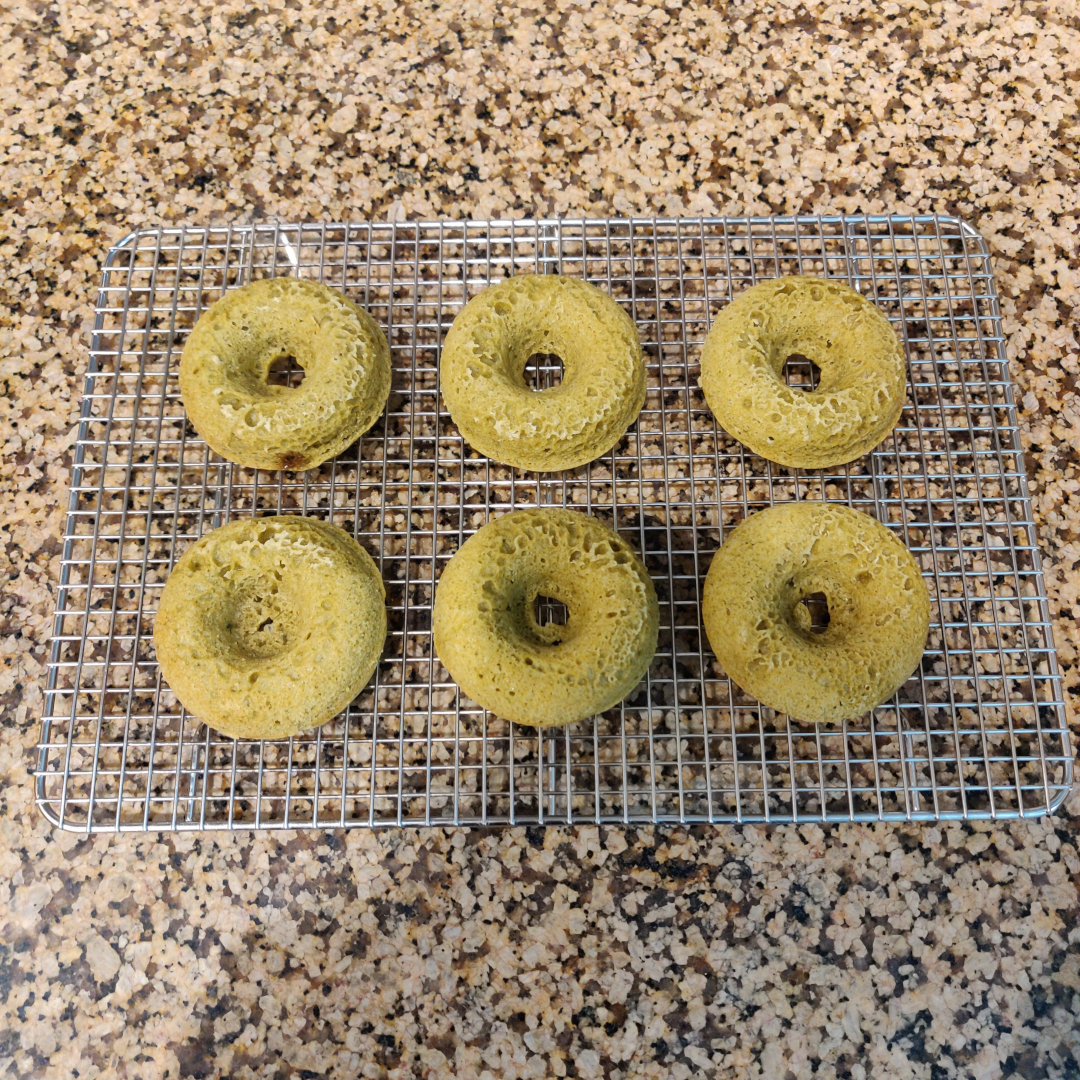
[[699, 275, 906, 468], [432, 508, 658, 727], [179, 277, 391, 471], [154, 516, 386, 740], [702, 502, 930, 723], [439, 274, 645, 471]]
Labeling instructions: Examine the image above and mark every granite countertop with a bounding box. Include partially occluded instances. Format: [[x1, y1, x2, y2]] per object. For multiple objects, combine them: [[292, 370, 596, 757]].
[[3, 2, 1079, 1077]]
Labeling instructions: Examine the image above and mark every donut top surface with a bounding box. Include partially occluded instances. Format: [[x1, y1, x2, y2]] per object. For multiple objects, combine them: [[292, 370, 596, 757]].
[[153, 516, 386, 740], [179, 277, 391, 471], [439, 274, 646, 471], [702, 502, 930, 723], [700, 275, 906, 468], [432, 507, 659, 727]]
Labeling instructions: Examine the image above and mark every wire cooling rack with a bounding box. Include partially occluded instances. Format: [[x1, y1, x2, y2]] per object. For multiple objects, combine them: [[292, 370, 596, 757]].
[[37, 215, 1071, 831]]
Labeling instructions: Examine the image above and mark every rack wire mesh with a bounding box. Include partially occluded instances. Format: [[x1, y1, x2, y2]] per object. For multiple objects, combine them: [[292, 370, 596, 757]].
[[36, 216, 1072, 830]]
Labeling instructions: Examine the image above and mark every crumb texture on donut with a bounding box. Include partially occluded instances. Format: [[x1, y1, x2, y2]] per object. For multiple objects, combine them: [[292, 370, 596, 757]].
[[440, 274, 646, 471], [154, 516, 386, 740], [180, 277, 391, 471], [703, 502, 930, 723], [433, 507, 659, 727], [700, 275, 906, 468]]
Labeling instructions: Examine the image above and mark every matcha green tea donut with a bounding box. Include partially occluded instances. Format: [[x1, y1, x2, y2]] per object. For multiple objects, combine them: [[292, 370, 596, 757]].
[[700, 275, 906, 468], [433, 508, 659, 727], [440, 274, 646, 471], [703, 503, 930, 723], [180, 277, 391, 471], [154, 516, 386, 740]]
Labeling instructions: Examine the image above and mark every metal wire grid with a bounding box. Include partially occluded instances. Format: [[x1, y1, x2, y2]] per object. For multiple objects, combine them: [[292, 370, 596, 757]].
[[36, 215, 1071, 831]]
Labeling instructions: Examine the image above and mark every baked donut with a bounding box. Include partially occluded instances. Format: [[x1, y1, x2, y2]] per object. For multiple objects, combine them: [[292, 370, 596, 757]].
[[700, 275, 906, 468], [154, 516, 386, 740], [179, 277, 391, 471], [432, 508, 658, 727], [439, 275, 645, 471], [702, 503, 929, 723]]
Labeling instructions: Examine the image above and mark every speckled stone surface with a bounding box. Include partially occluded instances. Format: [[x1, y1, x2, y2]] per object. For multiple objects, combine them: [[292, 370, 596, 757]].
[[2, 2, 1079, 1077]]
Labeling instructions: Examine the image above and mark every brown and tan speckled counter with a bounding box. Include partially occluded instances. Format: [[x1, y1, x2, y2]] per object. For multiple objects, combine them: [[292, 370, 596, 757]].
[[2, 2, 1079, 1077]]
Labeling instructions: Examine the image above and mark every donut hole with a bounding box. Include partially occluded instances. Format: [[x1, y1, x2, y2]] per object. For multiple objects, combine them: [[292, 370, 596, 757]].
[[266, 353, 306, 390], [534, 593, 569, 629], [523, 352, 564, 391], [797, 591, 831, 633], [223, 586, 294, 660], [782, 352, 821, 391]]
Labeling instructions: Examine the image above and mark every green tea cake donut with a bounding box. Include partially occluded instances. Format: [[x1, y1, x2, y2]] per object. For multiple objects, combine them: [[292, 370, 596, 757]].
[[180, 277, 391, 471], [440, 275, 646, 471], [703, 503, 930, 723], [700, 275, 906, 468], [433, 508, 659, 727], [154, 516, 386, 740]]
